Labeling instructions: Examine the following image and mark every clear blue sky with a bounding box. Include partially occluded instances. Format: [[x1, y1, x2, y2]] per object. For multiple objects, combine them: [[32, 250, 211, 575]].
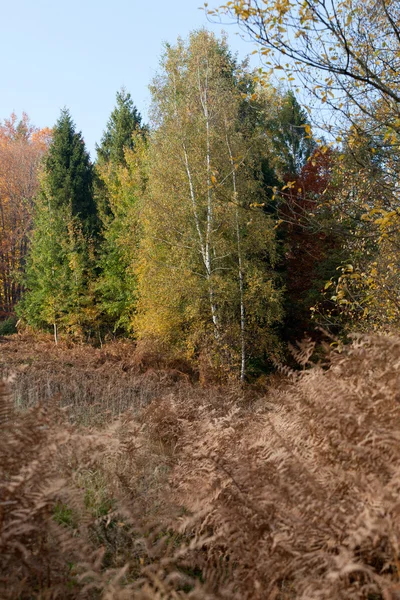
[[0, 0, 259, 158]]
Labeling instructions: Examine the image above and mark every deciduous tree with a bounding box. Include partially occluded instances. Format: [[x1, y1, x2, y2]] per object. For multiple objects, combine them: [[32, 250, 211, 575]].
[[214, 0, 400, 335], [135, 31, 282, 379], [0, 113, 51, 315]]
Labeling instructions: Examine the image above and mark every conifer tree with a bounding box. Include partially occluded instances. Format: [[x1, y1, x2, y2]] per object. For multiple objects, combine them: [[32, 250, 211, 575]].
[[18, 109, 98, 340], [96, 88, 143, 167], [95, 133, 147, 333], [269, 90, 315, 180], [45, 109, 98, 235], [94, 90, 146, 333], [95, 89, 144, 219]]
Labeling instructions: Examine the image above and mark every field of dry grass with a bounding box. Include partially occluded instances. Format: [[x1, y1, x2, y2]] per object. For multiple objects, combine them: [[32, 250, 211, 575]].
[[0, 333, 202, 425], [1, 332, 400, 599]]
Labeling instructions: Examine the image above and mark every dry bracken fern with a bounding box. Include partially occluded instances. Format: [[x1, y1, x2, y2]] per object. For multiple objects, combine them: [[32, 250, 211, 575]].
[[1, 334, 400, 598]]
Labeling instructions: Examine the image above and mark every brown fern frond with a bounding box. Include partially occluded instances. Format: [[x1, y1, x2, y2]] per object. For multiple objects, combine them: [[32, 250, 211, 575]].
[[288, 336, 316, 368], [2, 334, 400, 598]]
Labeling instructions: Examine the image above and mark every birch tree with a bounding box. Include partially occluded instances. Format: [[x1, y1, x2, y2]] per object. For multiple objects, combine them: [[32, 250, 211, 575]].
[[135, 31, 282, 378]]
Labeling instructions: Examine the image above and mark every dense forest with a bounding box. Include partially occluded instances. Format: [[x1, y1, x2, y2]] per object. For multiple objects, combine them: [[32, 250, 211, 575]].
[[2, 1, 400, 597], [2, 27, 391, 379]]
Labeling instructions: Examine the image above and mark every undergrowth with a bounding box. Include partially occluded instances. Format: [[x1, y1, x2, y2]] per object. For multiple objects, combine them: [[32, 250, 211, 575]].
[[1, 333, 400, 598], [0, 316, 17, 336]]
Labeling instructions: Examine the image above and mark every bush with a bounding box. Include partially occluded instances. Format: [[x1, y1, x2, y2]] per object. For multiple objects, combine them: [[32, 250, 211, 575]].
[[0, 316, 17, 336]]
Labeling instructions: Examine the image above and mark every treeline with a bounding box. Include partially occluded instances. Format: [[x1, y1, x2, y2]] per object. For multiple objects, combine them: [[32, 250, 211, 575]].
[[1, 29, 396, 379]]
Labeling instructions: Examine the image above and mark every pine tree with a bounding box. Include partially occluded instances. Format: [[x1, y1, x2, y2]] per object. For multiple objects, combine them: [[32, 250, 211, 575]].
[[96, 88, 143, 167], [45, 109, 98, 235], [18, 109, 98, 340], [269, 90, 315, 180]]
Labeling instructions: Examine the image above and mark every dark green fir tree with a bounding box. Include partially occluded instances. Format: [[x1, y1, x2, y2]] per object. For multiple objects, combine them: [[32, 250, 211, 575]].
[[96, 88, 143, 167], [270, 90, 315, 179], [18, 109, 99, 341], [93, 91, 145, 334], [44, 108, 98, 235]]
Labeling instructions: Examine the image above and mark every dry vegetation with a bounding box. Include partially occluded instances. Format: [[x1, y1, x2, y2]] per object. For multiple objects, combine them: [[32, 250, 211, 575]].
[[1, 332, 400, 599], [0, 333, 198, 425]]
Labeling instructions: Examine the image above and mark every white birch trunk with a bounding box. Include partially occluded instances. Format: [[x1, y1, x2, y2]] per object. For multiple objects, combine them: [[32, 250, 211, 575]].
[[198, 61, 220, 339], [225, 126, 246, 382]]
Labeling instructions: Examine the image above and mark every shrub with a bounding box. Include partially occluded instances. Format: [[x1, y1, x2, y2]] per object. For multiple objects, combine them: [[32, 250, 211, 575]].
[[0, 316, 17, 336]]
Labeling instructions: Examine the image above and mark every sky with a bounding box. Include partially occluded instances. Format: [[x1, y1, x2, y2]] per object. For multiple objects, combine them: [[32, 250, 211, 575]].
[[0, 0, 260, 159]]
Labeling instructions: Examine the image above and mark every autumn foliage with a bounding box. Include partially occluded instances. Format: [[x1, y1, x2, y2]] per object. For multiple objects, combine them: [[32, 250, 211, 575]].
[[278, 147, 344, 338], [2, 2, 400, 598], [0, 113, 51, 315]]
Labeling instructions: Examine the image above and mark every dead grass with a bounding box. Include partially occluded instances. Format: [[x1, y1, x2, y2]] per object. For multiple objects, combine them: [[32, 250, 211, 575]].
[[0, 333, 197, 425]]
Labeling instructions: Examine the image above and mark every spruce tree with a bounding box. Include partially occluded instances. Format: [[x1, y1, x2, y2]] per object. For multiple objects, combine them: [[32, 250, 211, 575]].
[[94, 133, 147, 334], [95, 89, 144, 221], [96, 88, 143, 167], [269, 90, 315, 179], [94, 91, 145, 332], [44, 108, 98, 235], [18, 109, 98, 340]]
